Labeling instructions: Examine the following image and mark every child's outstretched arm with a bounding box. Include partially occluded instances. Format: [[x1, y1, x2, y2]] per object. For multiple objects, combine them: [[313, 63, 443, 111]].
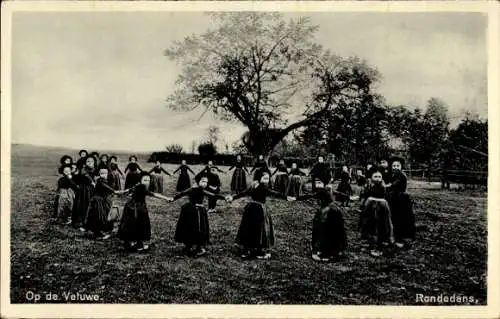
[[215, 166, 225, 174], [115, 183, 138, 196], [228, 187, 252, 201], [150, 192, 173, 202], [161, 167, 172, 176], [202, 189, 226, 201], [172, 188, 192, 202], [173, 166, 181, 174]]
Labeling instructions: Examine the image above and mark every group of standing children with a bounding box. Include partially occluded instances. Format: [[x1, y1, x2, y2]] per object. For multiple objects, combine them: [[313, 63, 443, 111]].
[[52, 150, 415, 262]]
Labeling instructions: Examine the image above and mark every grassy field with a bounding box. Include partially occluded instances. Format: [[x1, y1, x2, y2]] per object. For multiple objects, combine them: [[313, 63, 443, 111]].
[[9, 144, 487, 304]]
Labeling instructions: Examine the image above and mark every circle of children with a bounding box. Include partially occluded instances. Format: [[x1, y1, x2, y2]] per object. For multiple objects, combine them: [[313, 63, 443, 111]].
[[53, 150, 415, 262]]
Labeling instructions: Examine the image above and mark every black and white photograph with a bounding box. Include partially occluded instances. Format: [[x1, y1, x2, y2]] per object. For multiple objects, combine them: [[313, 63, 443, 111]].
[[1, 1, 499, 317]]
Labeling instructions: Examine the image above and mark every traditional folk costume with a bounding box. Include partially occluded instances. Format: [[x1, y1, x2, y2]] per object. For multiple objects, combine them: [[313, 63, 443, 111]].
[[232, 177, 287, 259], [271, 163, 289, 195], [295, 186, 347, 261], [229, 161, 249, 194], [388, 166, 416, 245], [54, 171, 79, 224], [86, 177, 115, 238], [359, 182, 394, 254], [336, 171, 353, 207], [53, 156, 73, 218], [108, 163, 123, 190], [173, 164, 195, 192], [287, 167, 306, 197], [118, 183, 155, 251], [310, 162, 331, 192], [148, 164, 171, 194], [195, 170, 222, 211], [173, 186, 225, 255], [124, 161, 143, 189], [72, 165, 96, 230]]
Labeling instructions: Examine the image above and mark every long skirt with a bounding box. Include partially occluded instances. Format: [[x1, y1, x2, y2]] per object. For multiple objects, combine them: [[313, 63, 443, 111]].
[[389, 192, 416, 241], [174, 203, 210, 247], [109, 171, 122, 190], [72, 184, 94, 228], [336, 181, 352, 203], [286, 175, 303, 197], [236, 201, 275, 249], [311, 203, 347, 257], [231, 168, 247, 193], [56, 189, 75, 221], [359, 197, 394, 248], [125, 172, 141, 190], [149, 173, 164, 194], [176, 172, 191, 192], [273, 172, 289, 195], [118, 200, 151, 242], [86, 195, 113, 235]]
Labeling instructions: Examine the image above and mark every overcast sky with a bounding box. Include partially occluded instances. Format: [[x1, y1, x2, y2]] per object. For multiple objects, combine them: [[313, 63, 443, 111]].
[[11, 12, 487, 152]]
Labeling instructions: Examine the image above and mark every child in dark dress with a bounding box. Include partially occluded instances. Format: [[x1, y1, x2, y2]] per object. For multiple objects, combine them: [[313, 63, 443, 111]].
[[388, 156, 416, 249], [86, 168, 120, 240], [310, 156, 332, 192], [124, 156, 143, 189], [148, 161, 172, 194], [287, 163, 306, 197], [227, 171, 291, 260], [54, 164, 79, 225], [195, 160, 225, 182], [108, 156, 124, 190], [336, 166, 353, 207], [53, 156, 74, 218], [290, 178, 349, 262], [173, 160, 195, 192], [228, 155, 249, 194], [117, 172, 172, 252], [173, 176, 226, 257], [72, 156, 97, 231], [271, 159, 289, 195], [359, 169, 394, 257]]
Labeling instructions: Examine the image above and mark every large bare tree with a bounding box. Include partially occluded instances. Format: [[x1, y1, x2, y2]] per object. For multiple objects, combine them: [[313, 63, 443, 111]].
[[165, 13, 379, 156]]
